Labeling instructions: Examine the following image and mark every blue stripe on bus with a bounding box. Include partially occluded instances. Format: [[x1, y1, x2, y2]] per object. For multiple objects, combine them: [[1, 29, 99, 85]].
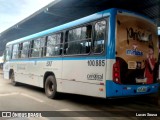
[[106, 80, 159, 97], [9, 56, 107, 62]]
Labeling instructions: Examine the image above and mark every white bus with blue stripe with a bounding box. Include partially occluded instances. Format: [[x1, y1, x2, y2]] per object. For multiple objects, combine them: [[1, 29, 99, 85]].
[[3, 8, 159, 99]]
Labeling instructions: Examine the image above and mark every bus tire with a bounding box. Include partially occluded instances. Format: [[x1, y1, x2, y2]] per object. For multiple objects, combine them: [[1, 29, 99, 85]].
[[45, 75, 57, 99], [10, 72, 18, 86]]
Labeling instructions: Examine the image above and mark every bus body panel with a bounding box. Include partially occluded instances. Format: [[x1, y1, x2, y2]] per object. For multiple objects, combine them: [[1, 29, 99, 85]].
[[5, 59, 62, 87], [105, 59, 115, 80], [61, 59, 107, 97], [58, 79, 106, 98], [4, 58, 107, 98], [105, 8, 116, 60]]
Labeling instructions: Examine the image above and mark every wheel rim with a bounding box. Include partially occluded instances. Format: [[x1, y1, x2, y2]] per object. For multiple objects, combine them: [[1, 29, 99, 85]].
[[47, 81, 54, 95]]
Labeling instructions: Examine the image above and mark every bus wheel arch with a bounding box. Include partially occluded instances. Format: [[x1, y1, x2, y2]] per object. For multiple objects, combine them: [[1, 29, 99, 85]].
[[9, 69, 14, 79], [43, 72, 58, 99], [9, 69, 18, 86]]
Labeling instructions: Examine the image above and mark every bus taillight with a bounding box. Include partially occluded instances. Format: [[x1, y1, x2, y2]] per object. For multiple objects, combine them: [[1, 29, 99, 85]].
[[113, 61, 121, 84]]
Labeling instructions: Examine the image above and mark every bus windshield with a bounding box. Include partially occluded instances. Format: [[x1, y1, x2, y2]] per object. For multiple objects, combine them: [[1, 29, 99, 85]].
[[116, 14, 159, 85]]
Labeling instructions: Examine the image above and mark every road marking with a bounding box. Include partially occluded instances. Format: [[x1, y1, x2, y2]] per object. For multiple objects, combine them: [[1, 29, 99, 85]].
[[0, 92, 19, 97], [20, 93, 44, 103]]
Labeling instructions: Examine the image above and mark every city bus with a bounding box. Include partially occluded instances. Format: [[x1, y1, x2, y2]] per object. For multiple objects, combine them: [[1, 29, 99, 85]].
[[3, 8, 159, 99]]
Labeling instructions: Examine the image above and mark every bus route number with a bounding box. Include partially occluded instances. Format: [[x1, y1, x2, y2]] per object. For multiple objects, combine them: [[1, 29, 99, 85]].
[[88, 60, 105, 67], [46, 61, 52, 66]]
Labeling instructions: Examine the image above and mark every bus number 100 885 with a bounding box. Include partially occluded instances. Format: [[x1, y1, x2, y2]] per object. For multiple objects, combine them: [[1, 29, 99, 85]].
[[87, 60, 105, 67]]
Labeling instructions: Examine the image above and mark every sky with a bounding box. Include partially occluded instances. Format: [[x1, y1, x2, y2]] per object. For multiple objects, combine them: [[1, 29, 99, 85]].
[[0, 0, 55, 33]]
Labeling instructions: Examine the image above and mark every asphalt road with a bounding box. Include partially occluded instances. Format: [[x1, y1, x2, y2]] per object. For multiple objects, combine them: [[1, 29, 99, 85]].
[[0, 71, 160, 120]]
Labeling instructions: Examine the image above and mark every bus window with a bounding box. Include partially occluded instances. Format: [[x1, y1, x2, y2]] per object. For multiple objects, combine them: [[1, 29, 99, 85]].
[[46, 33, 63, 57], [29, 40, 33, 57], [94, 20, 106, 53], [4, 45, 12, 62], [18, 43, 23, 58], [31, 39, 41, 58], [39, 37, 46, 57], [65, 25, 92, 55], [21, 41, 30, 58], [12, 44, 19, 59]]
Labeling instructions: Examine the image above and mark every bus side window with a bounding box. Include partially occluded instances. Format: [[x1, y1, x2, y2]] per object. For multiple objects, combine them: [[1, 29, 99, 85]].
[[40, 37, 46, 57], [4, 45, 12, 62], [56, 33, 63, 55], [64, 31, 69, 54], [46, 33, 63, 57], [12, 44, 19, 59], [18, 43, 23, 58], [85, 25, 92, 53], [31, 39, 41, 58], [64, 25, 92, 55], [94, 20, 106, 54], [21, 41, 30, 58], [29, 40, 34, 57], [43, 36, 48, 56]]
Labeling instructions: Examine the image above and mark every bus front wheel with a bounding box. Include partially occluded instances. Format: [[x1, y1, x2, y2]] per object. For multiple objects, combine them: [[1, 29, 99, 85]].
[[45, 75, 57, 99], [10, 72, 18, 86]]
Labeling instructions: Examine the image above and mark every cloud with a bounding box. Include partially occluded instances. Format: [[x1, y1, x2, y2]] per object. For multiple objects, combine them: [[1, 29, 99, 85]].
[[0, 0, 55, 33]]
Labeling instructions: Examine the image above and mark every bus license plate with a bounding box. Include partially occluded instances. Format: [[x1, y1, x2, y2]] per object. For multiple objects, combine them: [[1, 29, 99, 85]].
[[137, 87, 147, 92]]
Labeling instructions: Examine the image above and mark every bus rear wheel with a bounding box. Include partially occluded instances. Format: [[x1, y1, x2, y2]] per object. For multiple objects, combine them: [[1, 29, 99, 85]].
[[45, 75, 57, 99], [10, 72, 18, 86]]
